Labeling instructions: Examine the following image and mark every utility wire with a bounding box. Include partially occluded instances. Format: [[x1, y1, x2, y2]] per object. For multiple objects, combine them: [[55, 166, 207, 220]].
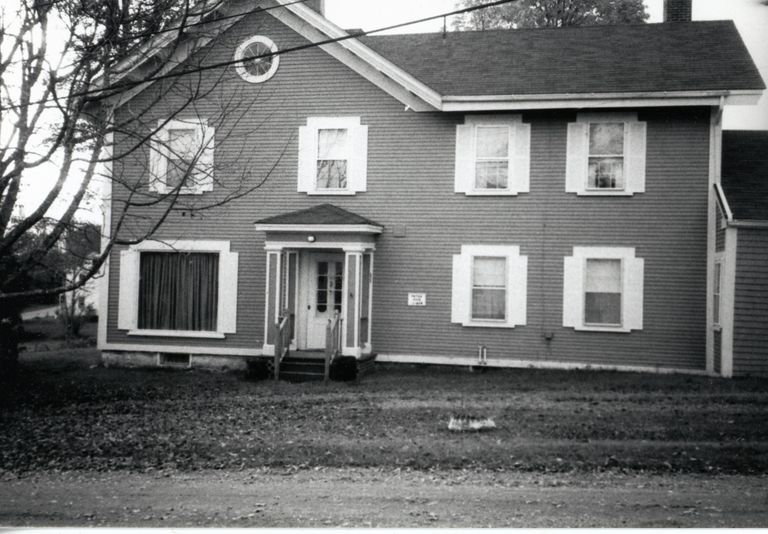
[[0, 0, 519, 112]]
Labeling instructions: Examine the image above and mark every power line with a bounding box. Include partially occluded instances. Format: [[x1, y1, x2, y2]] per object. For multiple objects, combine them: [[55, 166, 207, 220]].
[[1, 0, 519, 112]]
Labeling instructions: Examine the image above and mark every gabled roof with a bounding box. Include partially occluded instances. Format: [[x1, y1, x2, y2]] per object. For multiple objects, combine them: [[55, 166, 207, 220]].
[[103, 1, 765, 112], [255, 203, 382, 228], [361, 21, 765, 97], [721, 131, 768, 222]]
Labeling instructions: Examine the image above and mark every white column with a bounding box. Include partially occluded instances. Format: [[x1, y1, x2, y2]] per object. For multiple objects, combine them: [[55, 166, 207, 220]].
[[342, 247, 365, 358]]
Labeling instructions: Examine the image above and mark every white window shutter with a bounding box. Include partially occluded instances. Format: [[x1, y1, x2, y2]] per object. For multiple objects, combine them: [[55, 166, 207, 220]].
[[297, 125, 316, 193], [562, 256, 583, 328], [512, 122, 531, 194], [218, 250, 239, 334], [626, 121, 647, 194], [507, 254, 528, 327], [624, 256, 644, 331], [348, 124, 368, 193], [451, 253, 471, 324], [149, 133, 166, 193], [196, 125, 215, 193], [566, 122, 588, 193], [117, 249, 140, 330], [454, 124, 475, 193]]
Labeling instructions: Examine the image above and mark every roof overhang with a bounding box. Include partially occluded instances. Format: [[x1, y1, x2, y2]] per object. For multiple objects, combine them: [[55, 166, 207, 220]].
[[442, 90, 764, 112], [254, 223, 383, 234]]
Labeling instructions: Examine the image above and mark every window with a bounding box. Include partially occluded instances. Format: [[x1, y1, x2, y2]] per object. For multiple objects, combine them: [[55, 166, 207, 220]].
[[475, 127, 509, 190], [118, 240, 239, 338], [563, 247, 644, 333], [149, 119, 214, 195], [298, 117, 368, 195], [713, 260, 722, 326], [316, 260, 343, 314], [452, 245, 527, 328], [588, 123, 624, 190], [317, 129, 349, 190], [566, 112, 646, 196], [472, 257, 507, 321], [234, 36, 279, 83], [138, 252, 219, 332], [455, 115, 531, 195], [584, 259, 622, 326]]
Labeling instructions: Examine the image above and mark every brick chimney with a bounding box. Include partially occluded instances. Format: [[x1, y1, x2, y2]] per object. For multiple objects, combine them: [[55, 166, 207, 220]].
[[304, 0, 325, 17], [663, 0, 692, 22]]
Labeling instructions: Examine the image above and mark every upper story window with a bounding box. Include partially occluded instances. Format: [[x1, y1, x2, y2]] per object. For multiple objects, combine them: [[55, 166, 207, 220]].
[[149, 119, 214, 195], [452, 245, 527, 328], [234, 36, 279, 84], [563, 246, 644, 333], [455, 115, 530, 196], [298, 117, 368, 195], [566, 112, 646, 196]]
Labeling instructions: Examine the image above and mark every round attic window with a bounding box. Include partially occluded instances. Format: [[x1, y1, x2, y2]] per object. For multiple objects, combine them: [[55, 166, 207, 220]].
[[234, 36, 279, 83]]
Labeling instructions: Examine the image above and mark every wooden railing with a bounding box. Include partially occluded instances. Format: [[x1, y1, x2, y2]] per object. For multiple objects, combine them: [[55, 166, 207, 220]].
[[273, 310, 293, 381], [324, 311, 343, 383]]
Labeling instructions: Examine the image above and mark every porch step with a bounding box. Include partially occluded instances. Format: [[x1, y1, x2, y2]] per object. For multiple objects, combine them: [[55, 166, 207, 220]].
[[278, 355, 326, 382]]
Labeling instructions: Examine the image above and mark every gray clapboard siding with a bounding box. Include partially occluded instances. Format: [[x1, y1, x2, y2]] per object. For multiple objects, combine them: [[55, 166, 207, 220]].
[[107, 9, 711, 370], [732, 228, 768, 376]]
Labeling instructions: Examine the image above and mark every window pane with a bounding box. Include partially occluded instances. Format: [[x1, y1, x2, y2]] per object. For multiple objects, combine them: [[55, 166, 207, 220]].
[[586, 259, 621, 292], [473, 257, 506, 287], [318, 128, 348, 159], [242, 41, 273, 77], [589, 123, 624, 155], [138, 252, 219, 331], [588, 157, 624, 189], [476, 126, 508, 158], [317, 160, 347, 189], [472, 288, 505, 320], [585, 293, 621, 325], [169, 128, 197, 157], [475, 161, 508, 189]]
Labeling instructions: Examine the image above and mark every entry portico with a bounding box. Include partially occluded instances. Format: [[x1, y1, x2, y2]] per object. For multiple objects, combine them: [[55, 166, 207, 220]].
[[254, 204, 382, 358]]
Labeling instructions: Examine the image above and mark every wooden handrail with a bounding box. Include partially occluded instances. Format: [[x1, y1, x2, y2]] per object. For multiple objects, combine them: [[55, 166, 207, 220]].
[[324, 311, 342, 383], [273, 310, 292, 381]]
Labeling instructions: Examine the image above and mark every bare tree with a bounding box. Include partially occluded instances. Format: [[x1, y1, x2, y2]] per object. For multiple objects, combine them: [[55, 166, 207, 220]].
[[0, 0, 284, 374], [452, 0, 648, 30]]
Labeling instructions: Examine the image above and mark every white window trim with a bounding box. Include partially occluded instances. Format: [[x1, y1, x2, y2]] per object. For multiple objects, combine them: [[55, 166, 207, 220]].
[[452, 244, 527, 328], [117, 240, 238, 338], [566, 112, 646, 197], [234, 35, 279, 84], [149, 118, 215, 195], [455, 115, 530, 196], [563, 246, 644, 333], [298, 116, 368, 196]]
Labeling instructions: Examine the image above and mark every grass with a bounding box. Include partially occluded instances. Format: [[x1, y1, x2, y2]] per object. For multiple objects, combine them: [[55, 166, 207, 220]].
[[1, 349, 767, 475]]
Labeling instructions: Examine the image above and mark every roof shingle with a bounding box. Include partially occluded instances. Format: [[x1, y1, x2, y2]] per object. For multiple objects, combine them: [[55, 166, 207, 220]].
[[254, 203, 382, 226], [361, 21, 765, 96]]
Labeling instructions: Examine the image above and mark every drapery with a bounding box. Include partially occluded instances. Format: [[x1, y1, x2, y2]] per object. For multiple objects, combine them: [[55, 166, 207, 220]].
[[138, 252, 219, 331]]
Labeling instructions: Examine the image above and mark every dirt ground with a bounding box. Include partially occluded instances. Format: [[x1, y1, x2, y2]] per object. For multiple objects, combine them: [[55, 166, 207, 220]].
[[1, 468, 767, 527]]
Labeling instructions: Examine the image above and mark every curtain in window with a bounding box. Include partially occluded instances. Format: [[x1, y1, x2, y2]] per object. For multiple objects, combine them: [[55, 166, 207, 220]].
[[138, 252, 219, 331]]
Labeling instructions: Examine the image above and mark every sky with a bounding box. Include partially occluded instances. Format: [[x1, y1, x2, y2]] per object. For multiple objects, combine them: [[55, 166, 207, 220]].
[[11, 0, 768, 223]]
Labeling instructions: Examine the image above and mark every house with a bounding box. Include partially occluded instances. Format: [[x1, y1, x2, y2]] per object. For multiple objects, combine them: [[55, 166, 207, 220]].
[[714, 131, 768, 376], [97, 0, 766, 377]]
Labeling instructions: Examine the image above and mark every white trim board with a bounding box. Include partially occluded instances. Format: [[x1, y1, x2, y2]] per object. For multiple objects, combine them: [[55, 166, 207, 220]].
[[254, 224, 382, 234], [376, 354, 710, 376], [100, 342, 261, 357]]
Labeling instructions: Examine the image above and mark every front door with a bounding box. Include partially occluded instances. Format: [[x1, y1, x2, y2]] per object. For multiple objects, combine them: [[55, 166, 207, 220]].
[[304, 253, 344, 350]]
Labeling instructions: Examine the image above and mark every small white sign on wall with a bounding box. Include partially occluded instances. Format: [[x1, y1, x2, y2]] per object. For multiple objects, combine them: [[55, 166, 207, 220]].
[[408, 293, 426, 306]]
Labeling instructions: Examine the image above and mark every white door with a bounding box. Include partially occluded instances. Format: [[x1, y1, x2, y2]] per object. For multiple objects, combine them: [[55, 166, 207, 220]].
[[304, 253, 344, 350]]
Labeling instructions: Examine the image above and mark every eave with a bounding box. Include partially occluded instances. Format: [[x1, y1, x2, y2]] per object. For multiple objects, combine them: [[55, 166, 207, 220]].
[[253, 224, 383, 234]]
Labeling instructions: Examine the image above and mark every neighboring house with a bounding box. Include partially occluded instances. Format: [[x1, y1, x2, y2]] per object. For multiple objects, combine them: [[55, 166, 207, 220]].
[[714, 131, 768, 376], [97, 0, 766, 377]]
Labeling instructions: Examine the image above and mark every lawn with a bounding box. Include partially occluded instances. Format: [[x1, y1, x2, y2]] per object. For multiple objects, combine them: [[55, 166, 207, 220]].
[[1, 349, 767, 475]]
